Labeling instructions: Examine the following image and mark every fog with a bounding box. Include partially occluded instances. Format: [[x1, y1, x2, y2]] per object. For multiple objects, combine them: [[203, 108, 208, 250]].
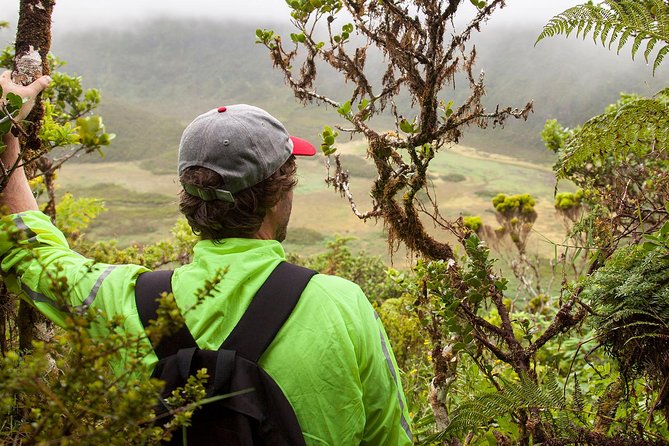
[[1, 0, 583, 33]]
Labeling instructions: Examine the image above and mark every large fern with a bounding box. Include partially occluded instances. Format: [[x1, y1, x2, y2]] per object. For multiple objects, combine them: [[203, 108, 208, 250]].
[[438, 373, 566, 439], [555, 89, 669, 179], [583, 228, 669, 381], [537, 0, 669, 74]]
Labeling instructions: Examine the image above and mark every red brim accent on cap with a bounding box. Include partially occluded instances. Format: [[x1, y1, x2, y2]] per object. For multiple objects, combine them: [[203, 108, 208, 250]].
[[290, 136, 317, 156]]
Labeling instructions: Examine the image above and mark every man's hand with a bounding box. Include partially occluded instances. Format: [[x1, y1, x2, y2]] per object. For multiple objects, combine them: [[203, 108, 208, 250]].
[[0, 70, 51, 122]]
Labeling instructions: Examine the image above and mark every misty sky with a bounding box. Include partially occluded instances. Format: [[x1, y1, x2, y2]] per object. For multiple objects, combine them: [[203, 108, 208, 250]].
[[1, 0, 584, 32]]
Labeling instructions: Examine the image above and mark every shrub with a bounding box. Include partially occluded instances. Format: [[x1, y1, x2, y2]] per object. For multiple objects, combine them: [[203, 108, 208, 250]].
[[441, 172, 467, 183]]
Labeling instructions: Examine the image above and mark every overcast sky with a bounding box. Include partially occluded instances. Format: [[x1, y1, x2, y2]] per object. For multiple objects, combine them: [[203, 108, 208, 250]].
[[0, 0, 583, 32]]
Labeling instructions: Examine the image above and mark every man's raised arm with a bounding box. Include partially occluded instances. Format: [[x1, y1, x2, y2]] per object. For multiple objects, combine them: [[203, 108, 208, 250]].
[[0, 70, 51, 214]]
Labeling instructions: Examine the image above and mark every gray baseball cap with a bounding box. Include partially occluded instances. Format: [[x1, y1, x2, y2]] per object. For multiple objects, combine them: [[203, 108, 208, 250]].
[[178, 104, 316, 202]]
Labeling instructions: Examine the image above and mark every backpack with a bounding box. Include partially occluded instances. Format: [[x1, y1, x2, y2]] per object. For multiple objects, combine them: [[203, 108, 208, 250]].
[[135, 261, 316, 446]]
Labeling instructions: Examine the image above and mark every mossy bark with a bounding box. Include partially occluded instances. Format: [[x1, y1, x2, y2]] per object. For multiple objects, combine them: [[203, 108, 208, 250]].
[[13, 0, 55, 164], [11, 0, 55, 351]]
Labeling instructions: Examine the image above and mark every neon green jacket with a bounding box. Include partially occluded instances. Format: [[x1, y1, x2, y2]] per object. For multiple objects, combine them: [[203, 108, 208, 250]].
[[0, 211, 412, 445]]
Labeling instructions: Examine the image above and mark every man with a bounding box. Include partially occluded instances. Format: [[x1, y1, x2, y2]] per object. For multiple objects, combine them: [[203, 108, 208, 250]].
[[0, 72, 413, 445]]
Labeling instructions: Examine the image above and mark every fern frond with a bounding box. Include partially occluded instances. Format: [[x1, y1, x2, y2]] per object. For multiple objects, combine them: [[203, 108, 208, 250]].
[[645, 37, 659, 61], [623, 332, 669, 347], [600, 21, 613, 46], [441, 374, 566, 438], [616, 27, 633, 53], [655, 44, 669, 74], [555, 90, 669, 179], [607, 23, 622, 49], [602, 309, 665, 326], [536, 0, 669, 73], [631, 32, 645, 60], [573, 374, 585, 414], [588, 19, 600, 42]]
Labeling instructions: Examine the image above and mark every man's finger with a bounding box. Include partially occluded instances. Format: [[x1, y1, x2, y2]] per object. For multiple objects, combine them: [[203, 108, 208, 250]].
[[27, 75, 51, 95], [0, 72, 51, 98]]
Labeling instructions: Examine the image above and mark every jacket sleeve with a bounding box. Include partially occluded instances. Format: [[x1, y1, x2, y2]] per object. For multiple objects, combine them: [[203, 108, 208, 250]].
[[0, 211, 145, 326], [354, 289, 413, 445]]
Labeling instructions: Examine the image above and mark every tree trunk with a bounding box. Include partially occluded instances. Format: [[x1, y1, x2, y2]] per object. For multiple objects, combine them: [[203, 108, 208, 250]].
[[11, 0, 56, 351], [13, 0, 54, 163]]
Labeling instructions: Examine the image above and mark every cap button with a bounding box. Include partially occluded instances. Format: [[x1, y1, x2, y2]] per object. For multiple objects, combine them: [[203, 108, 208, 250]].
[[217, 106, 227, 113]]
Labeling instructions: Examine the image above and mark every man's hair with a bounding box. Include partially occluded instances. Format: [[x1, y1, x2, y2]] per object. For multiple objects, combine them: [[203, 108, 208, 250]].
[[179, 156, 297, 240]]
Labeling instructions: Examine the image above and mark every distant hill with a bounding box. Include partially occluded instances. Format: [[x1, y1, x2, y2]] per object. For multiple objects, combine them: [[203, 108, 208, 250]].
[[94, 99, 183, 163], [463, 25, 667, 155], [52, 20, 297, 122], [30, 18, 667, 164]]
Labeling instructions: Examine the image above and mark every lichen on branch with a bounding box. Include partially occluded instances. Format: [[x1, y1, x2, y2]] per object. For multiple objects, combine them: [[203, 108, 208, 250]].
[[258, 0, 532, 261]]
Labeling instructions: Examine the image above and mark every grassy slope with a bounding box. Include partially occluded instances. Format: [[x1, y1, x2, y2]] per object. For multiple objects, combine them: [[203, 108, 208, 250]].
[[82, 99, 184, 164], [57, 141, 564, 265]]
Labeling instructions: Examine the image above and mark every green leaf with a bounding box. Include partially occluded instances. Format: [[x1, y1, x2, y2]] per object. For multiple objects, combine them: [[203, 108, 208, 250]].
[[320, 125, 339, 155], [494, 278, 508, 291], [321, 144, 336, 156], [468, 292, 482, 305], [442, 99, 454, 118], [98, 132, 115, 146], [659, 221, 669, 236], [0, 117, 11, 135], [289, 32, 307, 43], [642, 242, 659, 252], [399, 118, 415, 134], [337, 100, 351, 116], [76, 115, 112, 147], [255, 29, 274, 45], [420, 143, 433, 158], [6, 92, 25, 111], [641, 234, 661, 245]]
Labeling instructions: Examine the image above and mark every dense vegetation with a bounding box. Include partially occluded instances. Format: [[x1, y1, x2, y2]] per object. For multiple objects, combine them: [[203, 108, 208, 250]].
[[1, 1, 668, 445]]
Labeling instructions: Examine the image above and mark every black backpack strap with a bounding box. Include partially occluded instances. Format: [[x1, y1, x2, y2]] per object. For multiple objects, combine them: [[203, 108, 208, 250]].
[[135, 269, 198, 359], [221, 262, 317, 362]]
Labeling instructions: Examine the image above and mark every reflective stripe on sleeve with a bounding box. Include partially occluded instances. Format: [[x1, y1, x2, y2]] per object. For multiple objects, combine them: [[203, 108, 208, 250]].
[[375, 312, 412, 441], [12, 214, 37, 239], [81, 265, 117, 307], [21, 284, 68, 312]]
